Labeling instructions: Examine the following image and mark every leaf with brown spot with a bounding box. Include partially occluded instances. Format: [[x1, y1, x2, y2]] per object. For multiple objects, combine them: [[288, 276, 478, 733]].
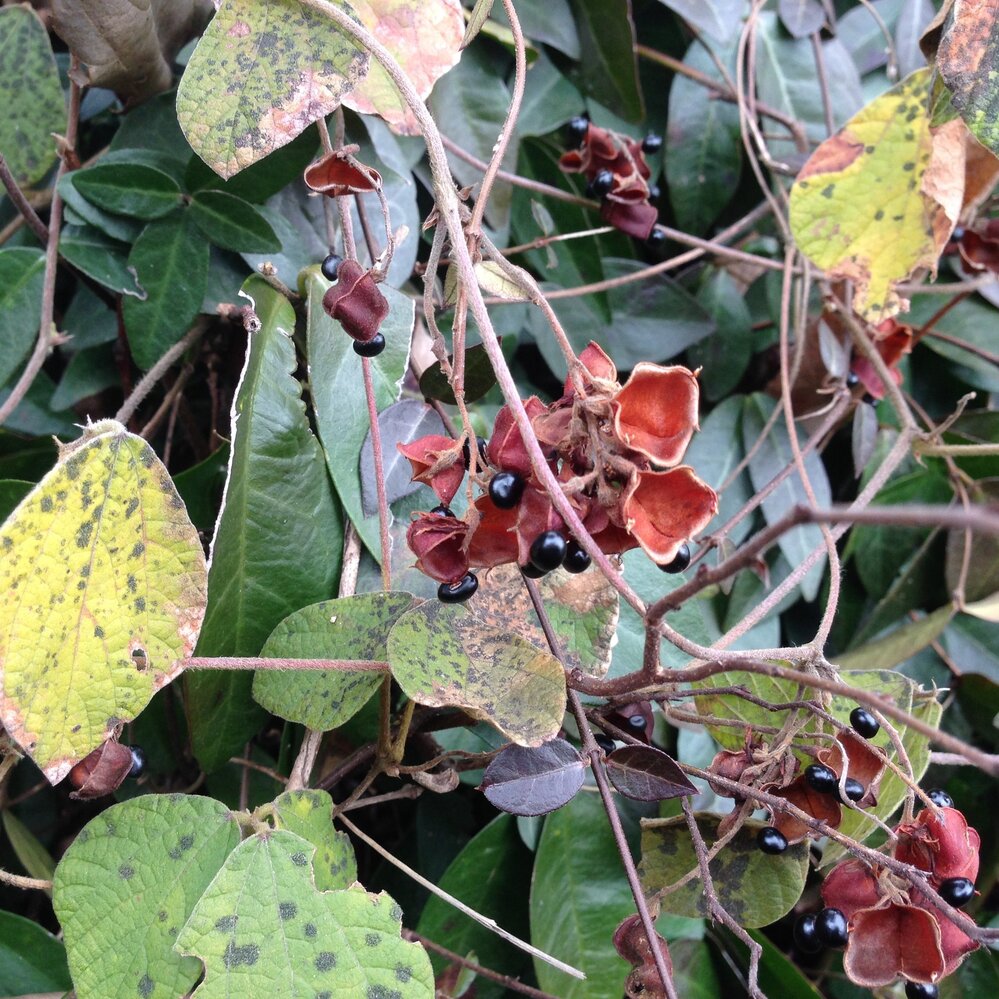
[[176, 0, 369, 178], [341, 0, 465, 135]]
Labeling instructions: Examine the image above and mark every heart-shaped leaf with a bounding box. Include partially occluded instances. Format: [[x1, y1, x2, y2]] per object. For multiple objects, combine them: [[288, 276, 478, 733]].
[[605, 745, 697, 802], [480, 738, 585, 815]]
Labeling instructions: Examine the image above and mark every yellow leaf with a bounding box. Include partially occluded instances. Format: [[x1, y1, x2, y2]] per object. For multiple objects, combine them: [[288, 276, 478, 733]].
[[789, 69, 964, 322], [0, 420, 207, 783]]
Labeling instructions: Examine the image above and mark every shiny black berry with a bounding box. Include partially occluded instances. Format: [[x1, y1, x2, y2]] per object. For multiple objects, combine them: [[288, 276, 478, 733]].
[[641, 133, 663, 155], [805, 763, 839, 795], [843, 777, 865, 802], [594, 733, 616, 753], [659, 542, 691, 573], [646, 228, 667, 250], [562, 540, 591, 574], [647, 184, 661, 205], [928, 788, 954, 809], [627, 714, 647, 732], [438, 573, 478, 603], [530, 531, 567, 572], [846, 371, 860, 388], [756, 827, 788, 855], [566, 116, 589, 146], [520, 562, 549, 579], [793, 913, 822, 954], [320, 253, 343, 281], [905, 983, 939, 999], [814, 907, 848, 948], [127, 746, 146, 779], [939, 877, 975, 908], [461, 435, 489, 470], [353, 334, 385, 357], [430, 504, 454, 517], [590, 169, 614, 198], [488, 471, 524, 509], [849, 707, 880, 739]]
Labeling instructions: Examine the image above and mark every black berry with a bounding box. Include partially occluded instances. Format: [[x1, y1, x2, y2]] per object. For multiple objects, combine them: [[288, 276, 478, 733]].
[[905, 983, 939, 999], [627, 714, 647, 732], [430, 504, 454, 517], [845, 371, 860, 388], [659, 542, 691, 573], [520, 562, 549, 579], [353, 334, 385, 357], [842, 777, 865, 802], [320, 253, 343, 281], [793, 913, 822, 954], [927, 788, 954, 809], [849, 706, 880, 739], [647, 184, 661, 205], [641, 133, 663, 155], [438, 573, 478, 603], [127, 746, 146, 779], [562, 540, 591, 574], [756, 827, 788, 855], [594, 733, 616, 753], [590, 169, 614, 198], [566, 116, 589, 146], [646, 228, 667, 250], [804, 763, 839, 795], [530, 531, 567, 572], [488, 471, 524, 509], [814, 907, 848, 948], [461, 435, 488, 470], [939, 877, 974, 908]]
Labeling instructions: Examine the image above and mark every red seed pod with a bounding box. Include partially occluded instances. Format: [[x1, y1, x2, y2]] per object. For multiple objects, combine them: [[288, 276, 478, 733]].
[[67, 741, 135, 799], [321, 259, 390, 344]]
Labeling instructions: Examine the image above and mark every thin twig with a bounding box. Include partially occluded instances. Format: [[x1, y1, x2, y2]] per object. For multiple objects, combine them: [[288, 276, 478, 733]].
[[0, 867, 52, 891], [0, 153, 49, 243]]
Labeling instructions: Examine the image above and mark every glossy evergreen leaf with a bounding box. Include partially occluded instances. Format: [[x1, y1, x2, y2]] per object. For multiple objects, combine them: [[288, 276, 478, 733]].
[[0, 248, 46, 389], [270, 789, 358, 891], [189, 190, 282, 253], [174, 829, 433, 997], [778, 0, 826, 38], [0, 6, 64, 187], [0, 910, 71, 995], [2, 809, 56, 884], [480, 738, 585, 815], [419, 341, 499, 405], [569, 0, 643, 121], [496, 0, 579, 57], [640, 815, 809, 927], [387, 600, 566, 747], [530, 790, 636, 997], [58, 172, 146, 243], [177, 0, 368, 178], [73, 162, 182, 220], [687, 271, 753, 399], [417, 814, 533, 998], [187, 275, 342, 772], [253, 592, 416, 731], [305, 266, 412, 560], [122, 213, 210, 369], [605, 745, 697, 802], [49, 346, 119, 411], [657, 0, 746, 44], [53, 795, 241, 999], [59, 224, 145, 297]]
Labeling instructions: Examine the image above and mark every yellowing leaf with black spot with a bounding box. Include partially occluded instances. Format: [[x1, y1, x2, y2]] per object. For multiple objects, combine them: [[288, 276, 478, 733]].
[[0, 420, 207, 783], [387, 601, 566, 747], [789, 69, 966, 322]]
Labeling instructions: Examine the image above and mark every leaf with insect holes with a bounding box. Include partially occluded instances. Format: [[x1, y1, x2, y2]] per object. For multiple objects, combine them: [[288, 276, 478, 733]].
[[604, 745, 696, 802], [0, 421, 206, 783], [387, 600, 566, 747], [174, 830, 433, 997], [480, 738, 585, 816], [341, 0, 465, 135], [53, 795, 241, 999], [640, 815, 809, 927], [177, 0, 369, 178]]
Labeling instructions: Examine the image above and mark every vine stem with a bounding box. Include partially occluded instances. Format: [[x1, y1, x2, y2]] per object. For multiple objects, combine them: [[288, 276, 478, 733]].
[[0, 153, 49, 243], [336, 812, 586, 980], [522, 575, 678, 999], [0, 867, 51, 891]]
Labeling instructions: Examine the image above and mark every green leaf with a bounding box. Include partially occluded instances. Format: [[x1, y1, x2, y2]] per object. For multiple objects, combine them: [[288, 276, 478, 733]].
[[174, 829, 433, 997], [567, 0, 644, 122], [836, 605, 955, 670], [189, 190, 281, 253], [657, 0, 746, 44], [270, 789, 358, 891], [729, 929, 823, 997], [254, 592, 416, 731], [0, 909, 71, 995], [387, 600, 566, 747], [58, 224, 145, 297], [53, 794, 241, 999], [743, 393, 832, 602], [665, 39, 742, 234], [530, 791, 635, 998], [305, 266, 412, 561], [496, 0, 580, 58], [417, 814, 533, 998], [463, 0, 497, 47], [122, 213, 210, 370], [177, 0, 368, 179], [0, 247, 46, 388], [50, 346, 119, 412], [187, 275, 342, 772], [419, 341, 498, 405], [0, 479, 32, 521], [2, 808, 56, 884], [173, 445, 230, 534], [73, 163, 182, 220], [640, 815, 809, 927], [687, 271, 754, 400], [0, 420, 207, 781], [58, 172, 146, 243], [0, 6, 64, 187]]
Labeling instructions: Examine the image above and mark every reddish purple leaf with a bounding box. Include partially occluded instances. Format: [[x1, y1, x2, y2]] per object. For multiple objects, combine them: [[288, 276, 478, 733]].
[[479, 738, 585, 816], [605, 745, 696, 802]]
